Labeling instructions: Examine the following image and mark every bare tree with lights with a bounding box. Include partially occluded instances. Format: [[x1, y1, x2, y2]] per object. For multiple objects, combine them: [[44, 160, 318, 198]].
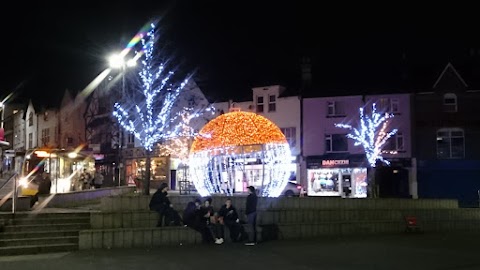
[[160, 106, 214, 188], [113, 23, 192, 195], [335, 103, 397, 197]]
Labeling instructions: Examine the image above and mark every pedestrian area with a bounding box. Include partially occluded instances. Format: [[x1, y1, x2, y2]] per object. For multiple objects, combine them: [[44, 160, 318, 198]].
[[1, 232, 479, 270]]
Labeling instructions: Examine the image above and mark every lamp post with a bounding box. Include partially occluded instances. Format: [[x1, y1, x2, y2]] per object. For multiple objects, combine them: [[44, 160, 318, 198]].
[[109, 53, 136, 187]]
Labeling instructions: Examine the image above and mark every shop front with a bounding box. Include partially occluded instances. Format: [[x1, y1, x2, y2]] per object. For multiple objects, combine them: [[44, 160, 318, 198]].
[[123, 147, 170, 190], [306, 154, 368, 198], [21, 148, 95, 194]]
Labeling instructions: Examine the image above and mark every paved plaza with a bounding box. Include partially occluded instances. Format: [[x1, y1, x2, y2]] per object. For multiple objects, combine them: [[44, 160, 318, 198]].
[[1, 232, 479, 270]]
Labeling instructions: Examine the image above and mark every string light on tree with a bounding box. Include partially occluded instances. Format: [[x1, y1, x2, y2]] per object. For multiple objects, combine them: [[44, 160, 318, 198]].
[[189, 110, 291, 197], [112, 22, 194, 194], [160, 106, 214, 164], [335, 103, 398, 167]]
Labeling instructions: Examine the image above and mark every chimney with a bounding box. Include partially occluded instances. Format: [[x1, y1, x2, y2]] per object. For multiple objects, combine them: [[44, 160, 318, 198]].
[[301, 57, 312, 89]]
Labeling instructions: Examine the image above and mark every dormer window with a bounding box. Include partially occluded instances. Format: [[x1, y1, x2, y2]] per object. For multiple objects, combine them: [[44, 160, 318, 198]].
[[443, 93, 457, 112]]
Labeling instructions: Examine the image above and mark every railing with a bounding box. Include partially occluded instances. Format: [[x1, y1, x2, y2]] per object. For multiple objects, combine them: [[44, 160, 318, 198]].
[[0, 172, 19, 213], [0, 171, 14, 190]]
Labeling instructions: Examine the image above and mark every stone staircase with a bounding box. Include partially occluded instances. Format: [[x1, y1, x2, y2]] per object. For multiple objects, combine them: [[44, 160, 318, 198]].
[[0, 212, 91, 256]]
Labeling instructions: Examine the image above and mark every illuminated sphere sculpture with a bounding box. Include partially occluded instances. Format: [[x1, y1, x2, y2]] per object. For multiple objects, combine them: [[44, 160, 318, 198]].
[[189, 110, 291, 197]]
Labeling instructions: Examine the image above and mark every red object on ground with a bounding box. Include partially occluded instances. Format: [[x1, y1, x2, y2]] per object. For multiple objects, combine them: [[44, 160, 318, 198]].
[[406, 216, 417, 226]]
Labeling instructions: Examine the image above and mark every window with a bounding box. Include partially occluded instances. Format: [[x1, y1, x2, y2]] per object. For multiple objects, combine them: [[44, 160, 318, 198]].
[[28, 112, 33, 126], [187, 96, 196, 107], [268, 95, 276, 112], [384, 132, 404, 152], [256, 96, 264, 113], [67, 137, 74, 145], [325, 134, 348, 152], [390, 99, 400, 113], [437, 128, 464, 158], [28, 133, 33, 149], [443, 93, 457, 112], [378, 98, 400, 113], [437, 128, 464, 159], [41, 128, 50, 146], [127, 133, 135, 147], [280, 127, 296, 147], [326, 101, 345, 116]]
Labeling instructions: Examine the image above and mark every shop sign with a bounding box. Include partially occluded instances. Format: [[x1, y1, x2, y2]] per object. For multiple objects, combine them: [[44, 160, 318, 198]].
[[322, 159, 349, 166], [93, 154, 105, 160]]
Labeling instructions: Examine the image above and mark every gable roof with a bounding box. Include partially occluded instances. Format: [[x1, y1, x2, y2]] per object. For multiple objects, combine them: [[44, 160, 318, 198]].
[[432, 62, 468, 89]]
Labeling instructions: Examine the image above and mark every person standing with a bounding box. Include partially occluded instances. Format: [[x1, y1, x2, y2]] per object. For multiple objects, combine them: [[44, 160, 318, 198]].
[[31, 172, 52, 208], [245, 186, 258, 245], [93, 171, 104, 189], [38, 172, 52, 195]]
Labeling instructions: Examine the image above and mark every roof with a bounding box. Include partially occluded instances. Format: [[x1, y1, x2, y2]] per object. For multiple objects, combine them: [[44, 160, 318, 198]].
[[432, 62, 468, 88], [300, 60, 480, 98]]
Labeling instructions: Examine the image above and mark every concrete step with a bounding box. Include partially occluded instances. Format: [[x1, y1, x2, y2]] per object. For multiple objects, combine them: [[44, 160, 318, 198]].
[[1, 212, 91, 220], [2, 223, 89, 232], [0, 236, 78, 247], [0, 230, 79, 240], [0, 243, 78, 256], [10, 217, 90, 226]]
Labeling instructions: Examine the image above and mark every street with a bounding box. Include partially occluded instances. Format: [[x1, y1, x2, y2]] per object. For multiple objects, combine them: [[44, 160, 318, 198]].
[[1, 232, 479, 270]]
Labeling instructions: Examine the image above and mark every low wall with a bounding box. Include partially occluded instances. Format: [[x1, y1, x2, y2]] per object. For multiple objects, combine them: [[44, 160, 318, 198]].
[[79, 227, 202, 249], [89, 208, 480, 230], [0, 196, 31, 212], [40, 186, 135, 208], [100, 195, 459, 213]]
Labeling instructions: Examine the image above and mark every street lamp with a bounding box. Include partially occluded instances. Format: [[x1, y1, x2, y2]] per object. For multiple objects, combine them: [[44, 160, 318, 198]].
[[109, 53, 136, 186], [109, 54, 125, 69]]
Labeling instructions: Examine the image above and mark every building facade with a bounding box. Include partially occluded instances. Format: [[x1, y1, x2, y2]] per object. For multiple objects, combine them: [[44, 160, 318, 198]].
[[414, 63, 480, 207], [213, 85, 301, 184], [1, 103, 24, 174], [303, 93, 414, 198], [85, 78, 213, 190], [12, 106, 26, 173], [16, 91, 92, 193]]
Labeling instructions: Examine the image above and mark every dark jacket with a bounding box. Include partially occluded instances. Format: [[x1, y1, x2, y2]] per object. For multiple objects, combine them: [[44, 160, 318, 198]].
[[183, 202, 196, 227], [201, 206, 215, 225], [218, 205, 239, 223], [149, 190, 170, 213], [245, 193, 257, 215], [38, 177, 52, 195]]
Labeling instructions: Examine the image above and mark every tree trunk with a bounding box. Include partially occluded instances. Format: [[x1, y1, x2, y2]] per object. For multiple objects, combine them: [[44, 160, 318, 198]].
[[368, 167, 378, 198], [144, 149, 151, 195]]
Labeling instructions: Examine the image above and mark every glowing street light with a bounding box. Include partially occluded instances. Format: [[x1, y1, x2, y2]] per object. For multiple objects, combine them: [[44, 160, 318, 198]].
[[68, 152, 77, 159], [109, 54, 137, 69], [109, 54, 125, 69]]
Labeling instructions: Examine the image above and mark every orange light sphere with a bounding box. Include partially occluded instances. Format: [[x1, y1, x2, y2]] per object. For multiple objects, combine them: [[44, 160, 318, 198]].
[[191, 111, 288, 153], [189, 110, 292, 197]]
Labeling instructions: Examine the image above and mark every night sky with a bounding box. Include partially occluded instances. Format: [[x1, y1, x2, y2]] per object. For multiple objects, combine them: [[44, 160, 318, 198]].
[[2, 2, 479, 106]]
